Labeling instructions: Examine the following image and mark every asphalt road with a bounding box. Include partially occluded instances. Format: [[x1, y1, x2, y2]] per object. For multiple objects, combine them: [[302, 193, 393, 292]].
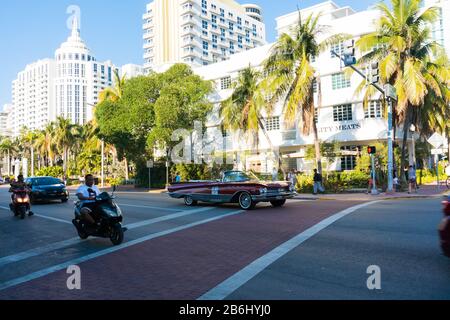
[[0, 185, 448, 300]]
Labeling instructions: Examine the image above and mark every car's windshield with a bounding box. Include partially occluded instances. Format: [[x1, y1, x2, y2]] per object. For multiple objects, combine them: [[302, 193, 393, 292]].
[[223, 171, 254, 183], [28, 178, 62, 186]]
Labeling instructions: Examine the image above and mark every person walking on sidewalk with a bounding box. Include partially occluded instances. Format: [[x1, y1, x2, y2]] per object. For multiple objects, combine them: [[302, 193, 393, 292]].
[[313, 169, 325, 195]]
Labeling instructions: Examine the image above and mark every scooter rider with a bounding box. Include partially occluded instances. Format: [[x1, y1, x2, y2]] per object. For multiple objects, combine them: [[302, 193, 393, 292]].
[[9, 174, 34, 216], [76, 174, 101, 226]]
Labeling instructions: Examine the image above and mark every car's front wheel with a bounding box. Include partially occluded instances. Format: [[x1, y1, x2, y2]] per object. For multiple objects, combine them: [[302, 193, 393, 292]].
[[239, 192, 255, 210], [184, 195, 198, 207], [270, 199, 286, 207]]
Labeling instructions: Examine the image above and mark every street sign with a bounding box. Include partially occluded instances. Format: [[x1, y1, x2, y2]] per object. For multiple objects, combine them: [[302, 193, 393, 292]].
[[428, 132, 445, 148], [384, 84, 397, 101], [146, 160, 154, 168], [431, 148, 444, 155]]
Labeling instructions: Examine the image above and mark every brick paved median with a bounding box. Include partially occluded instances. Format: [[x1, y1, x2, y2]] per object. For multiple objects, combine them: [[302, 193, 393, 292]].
[[0, 200, 361, 300]]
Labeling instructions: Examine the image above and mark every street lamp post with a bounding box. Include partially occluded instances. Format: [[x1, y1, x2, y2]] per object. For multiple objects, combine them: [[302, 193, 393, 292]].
[[387, 97, 394, 193], [101, 139, 105, 188]]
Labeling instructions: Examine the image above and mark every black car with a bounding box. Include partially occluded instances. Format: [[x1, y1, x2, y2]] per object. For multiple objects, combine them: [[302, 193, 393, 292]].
[[25, 177, 69, 203]]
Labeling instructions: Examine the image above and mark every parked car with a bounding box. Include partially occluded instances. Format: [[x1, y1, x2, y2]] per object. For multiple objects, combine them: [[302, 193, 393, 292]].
[[168, 171, 295, 210], [439, 194, 450, 257], [25, 177, 69, 203]]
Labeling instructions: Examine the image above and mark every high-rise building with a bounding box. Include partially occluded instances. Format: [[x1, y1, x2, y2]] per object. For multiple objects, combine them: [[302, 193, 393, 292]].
[[424, 0, 450, 54], [121, 64, 145, 79], [9, 17, 118, 136], [142, 0, 266, 73], [0, 104, 12, 137]]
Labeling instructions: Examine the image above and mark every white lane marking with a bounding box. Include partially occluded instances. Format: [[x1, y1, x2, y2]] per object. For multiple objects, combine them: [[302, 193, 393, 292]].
[[125, 207, 214, 229], [119, 203, 186, 212], [198, 201, 380, 301], [0, 206, 72, 224], [0, 209, 244, 291], [0, 207, 216, 267], [34, 214, 72, 225]]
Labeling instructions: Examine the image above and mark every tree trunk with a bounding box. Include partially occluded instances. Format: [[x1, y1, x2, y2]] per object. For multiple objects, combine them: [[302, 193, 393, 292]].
[[124, 157, 129, 181], [31, 147, 34, 176], [400, 107, 412, 184], [7, 150, 10, 175], [257, 116, 283, 177]]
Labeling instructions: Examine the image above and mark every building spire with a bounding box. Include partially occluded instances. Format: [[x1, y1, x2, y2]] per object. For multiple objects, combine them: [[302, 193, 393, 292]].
[[71, 16, 80, 38]]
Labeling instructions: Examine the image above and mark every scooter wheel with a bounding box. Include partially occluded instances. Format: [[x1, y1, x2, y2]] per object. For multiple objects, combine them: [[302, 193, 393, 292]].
[[110, 224, 124, 246], [72, 220, 89, 240]]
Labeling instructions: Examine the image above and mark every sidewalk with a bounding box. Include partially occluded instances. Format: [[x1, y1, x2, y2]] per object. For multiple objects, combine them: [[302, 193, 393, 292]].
[[295, 184, 448, 201]]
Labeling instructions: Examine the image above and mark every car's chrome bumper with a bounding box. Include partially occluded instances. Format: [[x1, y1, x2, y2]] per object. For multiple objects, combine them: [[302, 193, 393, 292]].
[[252, 192, 295, 202]]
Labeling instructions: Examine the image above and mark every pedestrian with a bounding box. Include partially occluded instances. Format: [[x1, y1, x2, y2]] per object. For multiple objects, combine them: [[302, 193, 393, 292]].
[[408, 165, 417, 194], [288, 170, 297, 190], [272, 167, 278, 182], [313, 169, 325, 195], [393, 170, 400, 192], [175, 172, 181, 183]]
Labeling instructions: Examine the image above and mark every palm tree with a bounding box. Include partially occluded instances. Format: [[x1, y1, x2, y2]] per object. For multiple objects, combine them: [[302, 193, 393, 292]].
[[221, 67, 277, 163], [19, 129, 39, 176], [262, 13, 345, 174], [0, 138, 16, 176], [98, 69, 126, 103], [355, 0, 450, 182], [54, 117, 78, 176]]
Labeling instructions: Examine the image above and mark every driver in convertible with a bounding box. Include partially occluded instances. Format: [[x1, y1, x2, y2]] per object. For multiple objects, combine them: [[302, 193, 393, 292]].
[[76, 174, 101, 225]]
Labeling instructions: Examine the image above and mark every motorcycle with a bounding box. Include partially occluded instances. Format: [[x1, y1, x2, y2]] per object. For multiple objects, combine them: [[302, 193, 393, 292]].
[[72, 186, 127, 246], [9, 188, 33, 220]]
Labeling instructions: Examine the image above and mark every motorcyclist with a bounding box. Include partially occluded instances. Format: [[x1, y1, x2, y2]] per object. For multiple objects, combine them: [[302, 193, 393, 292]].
[[76, 174, 101, 226], [9, 174, 34, 216]]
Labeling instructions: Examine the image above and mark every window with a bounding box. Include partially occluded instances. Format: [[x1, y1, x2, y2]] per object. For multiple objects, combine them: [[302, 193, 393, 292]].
[[93, 64, 97, 73], [212, 14, 217, 23], [331, 42, 344, 58], [365, 100, 383, 118], [202, 0, 207, 9], [202, 20, 208, 29], [220, 8, 225, 17], [265, 117, 280, 131], [203, 41, 209, 50], [340, 146, 360, 171], [332, 73, 351, 90], [220, 76, 231, 90], [229, 22, 234, 30], [229, 41, 234, 50], [212, 34, 218, 43], [313, 79, 318, 93], [333, 104, 353, 122], [108, 67, 112, 82], [237, 17, 242, 25]]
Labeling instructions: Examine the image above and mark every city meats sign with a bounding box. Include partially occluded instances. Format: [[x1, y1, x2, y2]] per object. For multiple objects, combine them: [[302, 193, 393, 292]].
[[318, 123, 361, 133]]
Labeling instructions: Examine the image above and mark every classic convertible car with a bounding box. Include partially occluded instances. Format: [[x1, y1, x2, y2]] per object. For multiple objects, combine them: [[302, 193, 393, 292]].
[[168, 171, 295, 210]]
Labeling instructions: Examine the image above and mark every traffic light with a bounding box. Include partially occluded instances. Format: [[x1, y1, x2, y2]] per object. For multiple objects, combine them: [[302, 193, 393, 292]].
[[343, 40, 356, 66], [367, 146, 377, 154], [371, 62, 380, 84]]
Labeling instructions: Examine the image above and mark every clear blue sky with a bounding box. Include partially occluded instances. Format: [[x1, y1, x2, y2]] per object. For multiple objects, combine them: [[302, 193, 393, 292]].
[[0, 0, 377, 110]]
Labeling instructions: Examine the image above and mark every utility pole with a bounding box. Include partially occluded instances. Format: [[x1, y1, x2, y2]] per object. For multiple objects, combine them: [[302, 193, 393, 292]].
[[332, 44, 397, 193]]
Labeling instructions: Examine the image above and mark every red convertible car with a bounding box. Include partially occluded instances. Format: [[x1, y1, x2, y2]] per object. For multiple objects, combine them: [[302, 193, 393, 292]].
[[168, 171, 295, 210], [439, 194, 450, 257]]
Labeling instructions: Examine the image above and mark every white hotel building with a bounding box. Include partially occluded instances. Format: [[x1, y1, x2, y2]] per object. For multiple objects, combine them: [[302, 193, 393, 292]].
[[142, 0, 266, 73], [195, 0, 450, 173], [8, 18, 119, 137]]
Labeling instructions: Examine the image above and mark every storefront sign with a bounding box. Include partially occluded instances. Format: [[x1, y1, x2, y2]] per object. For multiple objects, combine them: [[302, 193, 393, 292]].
[[318, 122, 362, 134]]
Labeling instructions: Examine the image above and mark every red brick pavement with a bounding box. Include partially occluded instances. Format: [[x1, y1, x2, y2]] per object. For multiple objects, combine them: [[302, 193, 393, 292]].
[[0, 200, 362, 300]]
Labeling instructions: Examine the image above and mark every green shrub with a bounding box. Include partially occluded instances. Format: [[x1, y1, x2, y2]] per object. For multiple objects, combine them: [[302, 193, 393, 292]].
[[36, 166, 64, 178], [295, 171, 371, 194]]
